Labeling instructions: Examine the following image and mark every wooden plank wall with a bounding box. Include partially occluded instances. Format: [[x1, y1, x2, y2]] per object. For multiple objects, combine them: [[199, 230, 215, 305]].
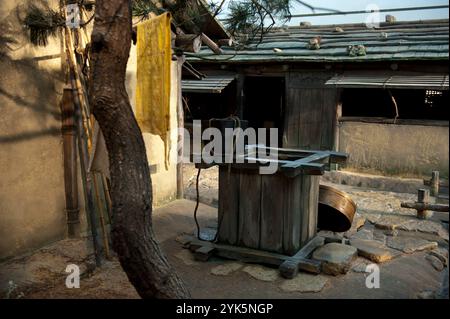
[[218, 167, 240, 245], [238, 171, 262, 249], [260, 174, 285, 252], [218, 167, 319, 256], [284, 72, 339, 151]]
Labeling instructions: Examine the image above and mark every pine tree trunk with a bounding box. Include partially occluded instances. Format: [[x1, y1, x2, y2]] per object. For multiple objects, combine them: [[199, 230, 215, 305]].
[[88, 0, 190, 299]]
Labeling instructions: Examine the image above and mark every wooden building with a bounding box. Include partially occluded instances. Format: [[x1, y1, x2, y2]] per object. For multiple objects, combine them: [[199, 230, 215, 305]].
[[183, 19, 449, 178]]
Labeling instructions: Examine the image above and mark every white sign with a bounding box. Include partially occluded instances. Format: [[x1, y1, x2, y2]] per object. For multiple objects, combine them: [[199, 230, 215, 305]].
[[66, 4, 80, 29], [365, 264, 380, 289], [65, 264, 80, 288]]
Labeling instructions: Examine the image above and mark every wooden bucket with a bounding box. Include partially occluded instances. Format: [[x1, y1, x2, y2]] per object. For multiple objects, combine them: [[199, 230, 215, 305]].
[[318, 185, 357, 232]]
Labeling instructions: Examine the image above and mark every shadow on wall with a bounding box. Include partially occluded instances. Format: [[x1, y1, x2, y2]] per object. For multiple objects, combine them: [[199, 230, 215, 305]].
[[0, 0, 69, 261], [0, 6, 64, 143], [0, 55, 63, 144]]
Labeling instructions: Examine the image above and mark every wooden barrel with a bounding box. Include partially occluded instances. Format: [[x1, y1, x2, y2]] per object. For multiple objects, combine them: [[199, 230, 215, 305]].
[[318, 185, 356, 233]]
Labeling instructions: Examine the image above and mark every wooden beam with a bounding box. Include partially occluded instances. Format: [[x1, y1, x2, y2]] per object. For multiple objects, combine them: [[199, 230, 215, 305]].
[[401, 202, 449, 212], [175, 34, 202, 53], [279, 236, 325, 279], [400, 189, 450, 219], [217, 38, 234, 47], [424, 179, 449, 188], [201, 33, 223, 55], [188, 239, 321, 274], [245, 145, 348, 164], [281, 163, 325, 177]]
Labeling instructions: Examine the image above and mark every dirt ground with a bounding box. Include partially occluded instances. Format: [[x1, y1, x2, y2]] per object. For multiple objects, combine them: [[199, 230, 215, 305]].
[[1, 165, 448, 299]]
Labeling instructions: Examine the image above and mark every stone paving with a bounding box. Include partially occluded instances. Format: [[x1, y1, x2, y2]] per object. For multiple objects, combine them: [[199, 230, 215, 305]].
[[180, 164, 449, 297], [0, 165, 448, 298], [312, 243, 357, 276]]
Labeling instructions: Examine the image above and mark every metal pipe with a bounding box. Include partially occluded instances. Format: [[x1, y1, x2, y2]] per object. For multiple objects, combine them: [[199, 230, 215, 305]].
[[286, 5, 449, 19]]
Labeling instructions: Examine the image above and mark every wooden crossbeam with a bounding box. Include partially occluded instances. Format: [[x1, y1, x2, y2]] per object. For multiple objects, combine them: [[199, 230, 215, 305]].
[[188, 238, 322, 276], [194, 145, 348, 177], [245, 145, 348, 163], [401, 202, 449, 212], [281, 152, 330, 168], [401, 189, 449, 219], [279, 236, 325, 279]]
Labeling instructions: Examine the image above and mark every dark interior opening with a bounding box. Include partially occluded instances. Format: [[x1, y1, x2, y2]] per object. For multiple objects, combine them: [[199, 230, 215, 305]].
[[341, 88, 449, 121], [243, 76, 285, 146], [183, 80, 237, 123]]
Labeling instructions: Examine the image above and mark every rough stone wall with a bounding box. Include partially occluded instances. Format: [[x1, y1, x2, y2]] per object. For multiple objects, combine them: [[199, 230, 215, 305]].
[[339, 122, 449, 179]]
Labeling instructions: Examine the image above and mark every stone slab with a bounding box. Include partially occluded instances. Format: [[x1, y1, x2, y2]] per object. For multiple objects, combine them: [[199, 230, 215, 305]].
[[386, 237, 438, 254], [279, 273, 329, 293], [312, 243, 357, 275], [350, 239, 401, 263]]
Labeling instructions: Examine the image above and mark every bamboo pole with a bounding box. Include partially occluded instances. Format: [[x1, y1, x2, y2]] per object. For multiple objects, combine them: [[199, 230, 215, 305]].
[[93, 173, 111, 259], [176, 56, 185, 199], [65, 26, 102, 266], [65, 28, 92, 147], [72, 22, 112, 251], [101, 174, 113, 222]]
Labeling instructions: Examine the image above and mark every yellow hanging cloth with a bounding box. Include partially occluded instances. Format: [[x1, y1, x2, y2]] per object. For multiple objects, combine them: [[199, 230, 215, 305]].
[[135, 12, 172, 169]]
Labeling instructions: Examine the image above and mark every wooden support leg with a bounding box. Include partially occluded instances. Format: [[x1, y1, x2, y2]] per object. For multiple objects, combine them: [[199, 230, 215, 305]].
[[279, 236, 325, 279], [188, 238, 322, 278], [417, 189, 432, 220], [194, 246, 216, 262], [279, 260, 299, 278]]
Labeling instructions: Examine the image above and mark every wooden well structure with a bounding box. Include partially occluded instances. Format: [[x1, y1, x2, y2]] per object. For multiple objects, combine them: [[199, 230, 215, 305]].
[[190, 145, 348, 278]]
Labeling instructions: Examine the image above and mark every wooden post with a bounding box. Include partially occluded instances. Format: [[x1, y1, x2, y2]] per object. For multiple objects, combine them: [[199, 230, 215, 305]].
[[176, 56, 185, 199], [417, 189, 432, 219], [236, 73, 245, 119], [431, 171, 440, 197], [217, 39, 234, 47], [62, 88, 80, 238], [332, 97, 342, 171]]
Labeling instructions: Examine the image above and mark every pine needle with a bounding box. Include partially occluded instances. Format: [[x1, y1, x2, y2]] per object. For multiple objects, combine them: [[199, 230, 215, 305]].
[[22, 3, 65, 47]]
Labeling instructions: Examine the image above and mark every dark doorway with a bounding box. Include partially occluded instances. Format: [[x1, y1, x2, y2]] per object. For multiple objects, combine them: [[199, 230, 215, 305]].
[[243, 76, 285, 146]]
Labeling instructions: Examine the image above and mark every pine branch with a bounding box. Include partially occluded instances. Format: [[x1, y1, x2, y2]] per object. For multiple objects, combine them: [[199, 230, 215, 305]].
[[22, 3, 65, 46], [295, 0, 341, 13]]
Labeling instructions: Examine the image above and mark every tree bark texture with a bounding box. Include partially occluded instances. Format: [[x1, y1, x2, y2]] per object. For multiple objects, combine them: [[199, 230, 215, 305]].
[[89, 0, 190, 299]]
